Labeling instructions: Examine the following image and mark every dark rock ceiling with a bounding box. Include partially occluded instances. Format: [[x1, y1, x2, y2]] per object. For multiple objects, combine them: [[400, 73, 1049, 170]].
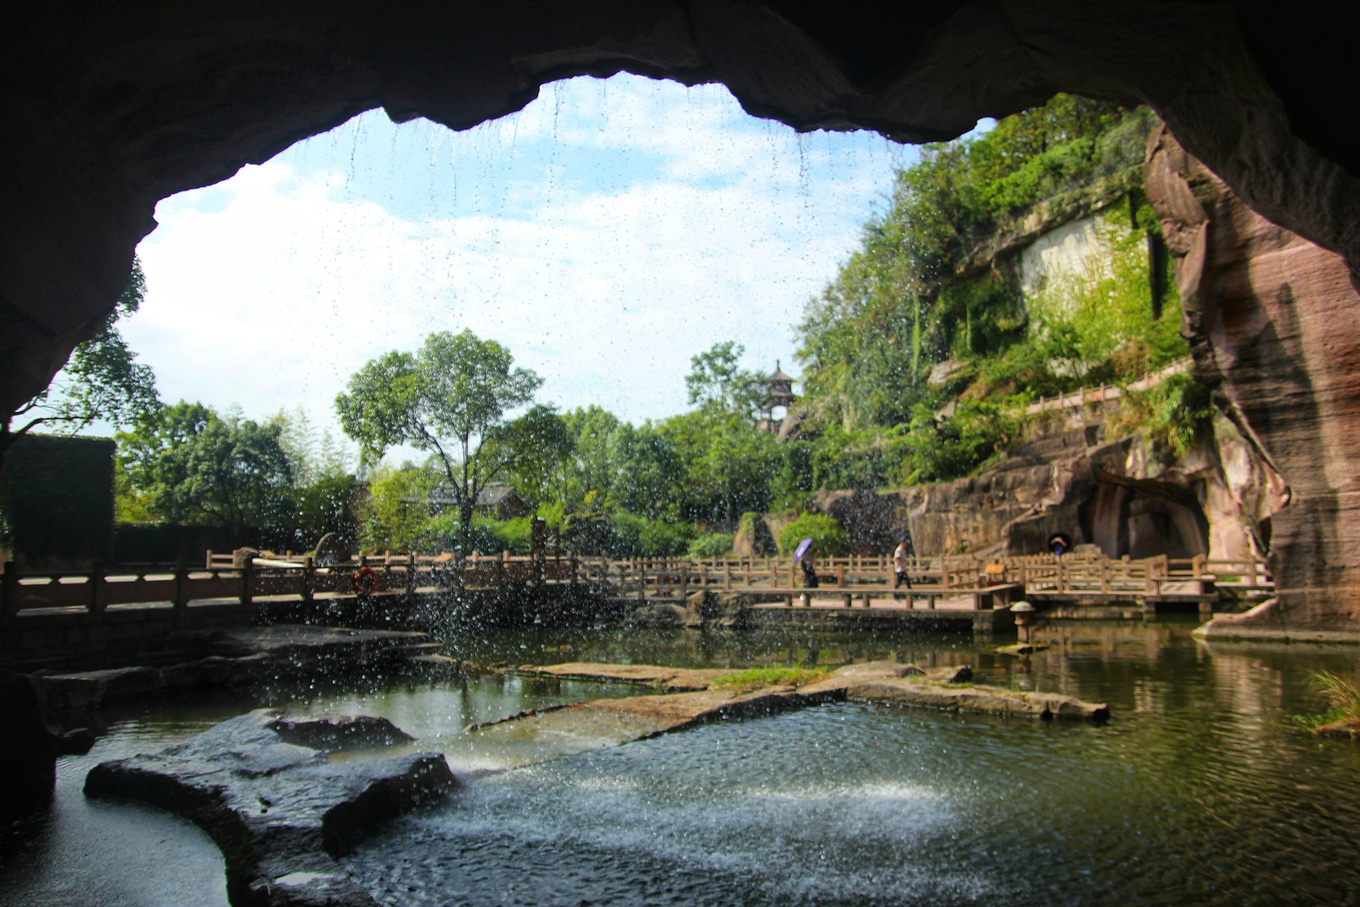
[[3, 0, 1359, 421]]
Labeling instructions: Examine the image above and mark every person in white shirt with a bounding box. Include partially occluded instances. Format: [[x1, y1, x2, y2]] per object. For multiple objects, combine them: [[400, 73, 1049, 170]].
[[893, 535, 914, 590]]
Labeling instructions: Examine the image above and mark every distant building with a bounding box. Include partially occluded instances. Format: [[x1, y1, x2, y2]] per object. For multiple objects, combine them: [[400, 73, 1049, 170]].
[[428, 483, 533, 520], [760, 361, 798, 435]]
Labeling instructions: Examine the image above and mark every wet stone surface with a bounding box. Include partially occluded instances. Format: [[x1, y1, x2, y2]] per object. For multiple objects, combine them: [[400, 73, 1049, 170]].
[[84, 709, 455, 907]]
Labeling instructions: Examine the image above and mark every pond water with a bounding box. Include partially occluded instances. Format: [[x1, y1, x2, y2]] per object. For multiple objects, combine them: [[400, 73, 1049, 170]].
[[3, 619, 1359, 905]]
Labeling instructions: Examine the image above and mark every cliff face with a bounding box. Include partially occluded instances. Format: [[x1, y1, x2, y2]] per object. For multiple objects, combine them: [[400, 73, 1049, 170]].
[[805, 409, 1275, 573], [1146, 127, 1360, 632], [890, 418, 1269, 566]]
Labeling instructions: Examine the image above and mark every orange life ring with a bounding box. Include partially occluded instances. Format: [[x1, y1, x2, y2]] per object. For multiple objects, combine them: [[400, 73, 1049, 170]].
[[352, 565, 378, 595]]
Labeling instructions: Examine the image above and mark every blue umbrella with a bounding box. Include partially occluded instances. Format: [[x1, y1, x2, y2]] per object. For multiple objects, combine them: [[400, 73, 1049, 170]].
[[794, 538, 813, 563]]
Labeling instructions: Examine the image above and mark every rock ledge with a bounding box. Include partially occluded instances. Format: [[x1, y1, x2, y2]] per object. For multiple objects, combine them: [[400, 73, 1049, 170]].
[[85, 709, 455, 907]]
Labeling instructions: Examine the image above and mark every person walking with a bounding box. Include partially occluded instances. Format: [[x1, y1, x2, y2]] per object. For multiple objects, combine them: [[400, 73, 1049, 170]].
[[894, 534, 914, 590], [800, 553, 819, 588]]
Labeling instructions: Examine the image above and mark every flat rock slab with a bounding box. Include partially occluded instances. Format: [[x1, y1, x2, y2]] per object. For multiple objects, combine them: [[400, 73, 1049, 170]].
[[843, 678, 1109, 721], [85, 709, 455, 907], [479, 661, 1107, 755], [468, 685, 844, 763], [515, 662, 726, 691]]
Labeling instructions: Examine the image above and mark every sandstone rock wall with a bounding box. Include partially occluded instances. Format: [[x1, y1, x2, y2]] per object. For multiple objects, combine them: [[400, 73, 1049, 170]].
[[806, 421, 1268, 568], [1146, 127, 1360, 631]]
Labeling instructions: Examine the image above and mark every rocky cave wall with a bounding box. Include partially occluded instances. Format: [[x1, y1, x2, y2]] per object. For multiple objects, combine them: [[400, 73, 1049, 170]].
[[814, 417, 1267, 568], [6, 1, 1360, 421], [1146, 128, 1360, 632], [5, 2, 1360, 629]]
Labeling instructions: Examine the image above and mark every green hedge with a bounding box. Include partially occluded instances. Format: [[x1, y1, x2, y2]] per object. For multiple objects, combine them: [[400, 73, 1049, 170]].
[[1, 435, 115, 564], [776, 512, 851, 557], [113, 523, 244, 565]]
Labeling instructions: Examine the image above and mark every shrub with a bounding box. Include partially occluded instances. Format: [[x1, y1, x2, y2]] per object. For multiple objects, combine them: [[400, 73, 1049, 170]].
[[1292, 671, 1360, 730], [478, 515, 533, 555], [1109, 372, 1215, 458], [688, 532, 734, 558], [776, 512, 850, 557], [609, 512, 697, 557]]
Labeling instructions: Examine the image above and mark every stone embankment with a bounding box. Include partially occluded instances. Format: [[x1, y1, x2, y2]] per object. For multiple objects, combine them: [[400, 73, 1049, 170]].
[[85, 709, 456, 907], [32, 625, 454, 715], [480, 661, 1109, 745]]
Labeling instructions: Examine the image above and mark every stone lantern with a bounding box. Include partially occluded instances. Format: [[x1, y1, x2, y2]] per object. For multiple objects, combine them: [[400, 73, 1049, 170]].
[[1010, 600, 1036, 643]]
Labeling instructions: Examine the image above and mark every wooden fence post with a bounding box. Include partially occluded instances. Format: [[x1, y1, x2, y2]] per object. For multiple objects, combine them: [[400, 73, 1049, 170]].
[[301, 556, 314, 606], [89, 561, 107, 615], [240, 557, 253, 608], [174, 557, 189, 613], [2, 559, 17, 620]]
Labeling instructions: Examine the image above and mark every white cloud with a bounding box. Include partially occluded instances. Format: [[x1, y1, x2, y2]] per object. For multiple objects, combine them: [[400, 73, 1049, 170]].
[[122, 74, 907, 457]]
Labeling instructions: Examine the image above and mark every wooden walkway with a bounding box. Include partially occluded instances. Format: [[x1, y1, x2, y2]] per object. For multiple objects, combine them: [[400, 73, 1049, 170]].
[[1, 548, 1271, 625]]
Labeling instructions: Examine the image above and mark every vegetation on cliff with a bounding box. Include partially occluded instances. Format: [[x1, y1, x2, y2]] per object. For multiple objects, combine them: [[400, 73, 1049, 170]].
[[794, 95, 1186, 485]]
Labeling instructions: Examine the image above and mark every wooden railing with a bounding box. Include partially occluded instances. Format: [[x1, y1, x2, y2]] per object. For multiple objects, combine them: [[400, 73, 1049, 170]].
[[2, 548, 1271, 620], [1, 551, 583, 620], [1024, 357, 1192, 416]]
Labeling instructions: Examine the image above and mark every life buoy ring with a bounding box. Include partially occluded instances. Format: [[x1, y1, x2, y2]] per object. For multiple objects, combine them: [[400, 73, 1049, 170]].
[[352, 565, 378, 595]]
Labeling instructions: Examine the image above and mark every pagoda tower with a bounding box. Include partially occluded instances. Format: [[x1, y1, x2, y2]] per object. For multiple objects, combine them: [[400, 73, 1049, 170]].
[[763, 361, 797, 433]]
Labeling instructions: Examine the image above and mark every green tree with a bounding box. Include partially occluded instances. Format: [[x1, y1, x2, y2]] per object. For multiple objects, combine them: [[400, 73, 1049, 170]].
[[359, 463, 438, 552], [608, 422, 681, 518], [498, 405, 573, 508], [560, 405, 622, 508], [686, 341, 765, 421], [335, 329, 543, 554], [659, 408, 778, 523], [4, 258, 160, 459], [117, 402, 294, 544]]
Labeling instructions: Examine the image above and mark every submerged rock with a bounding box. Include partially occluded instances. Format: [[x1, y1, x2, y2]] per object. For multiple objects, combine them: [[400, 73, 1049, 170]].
[[996, 643, 1051, 656], [84, 709, 455, 907]]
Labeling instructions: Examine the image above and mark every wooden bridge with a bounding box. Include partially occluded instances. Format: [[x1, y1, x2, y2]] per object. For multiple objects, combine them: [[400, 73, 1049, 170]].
[[0, 547, 1271, 629], [571, 549, 1271, 622]]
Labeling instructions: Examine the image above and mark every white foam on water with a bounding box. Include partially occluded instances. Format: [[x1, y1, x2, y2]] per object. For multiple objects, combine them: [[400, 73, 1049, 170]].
[[744, 779, 942, 803], [275, 872, 335, 886]]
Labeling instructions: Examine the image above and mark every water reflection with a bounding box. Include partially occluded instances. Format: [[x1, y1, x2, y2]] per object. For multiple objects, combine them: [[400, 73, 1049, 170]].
[[2, 621, 1357, 906]]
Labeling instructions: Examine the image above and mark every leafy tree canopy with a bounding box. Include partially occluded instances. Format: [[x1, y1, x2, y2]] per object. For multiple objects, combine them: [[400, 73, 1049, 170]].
[[685, 341, 765, 421], [117, 402, 293, 543], [335, 329, 543, 553], [5, 257, 161, 457]]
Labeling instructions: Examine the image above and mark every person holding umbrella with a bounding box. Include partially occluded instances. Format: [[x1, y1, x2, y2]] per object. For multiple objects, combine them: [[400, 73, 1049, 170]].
[[794, 538, 819, 588]]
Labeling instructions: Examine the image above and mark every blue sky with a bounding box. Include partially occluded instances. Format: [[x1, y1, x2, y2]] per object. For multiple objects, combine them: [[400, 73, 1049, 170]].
[[123, 74, 926, 458]]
